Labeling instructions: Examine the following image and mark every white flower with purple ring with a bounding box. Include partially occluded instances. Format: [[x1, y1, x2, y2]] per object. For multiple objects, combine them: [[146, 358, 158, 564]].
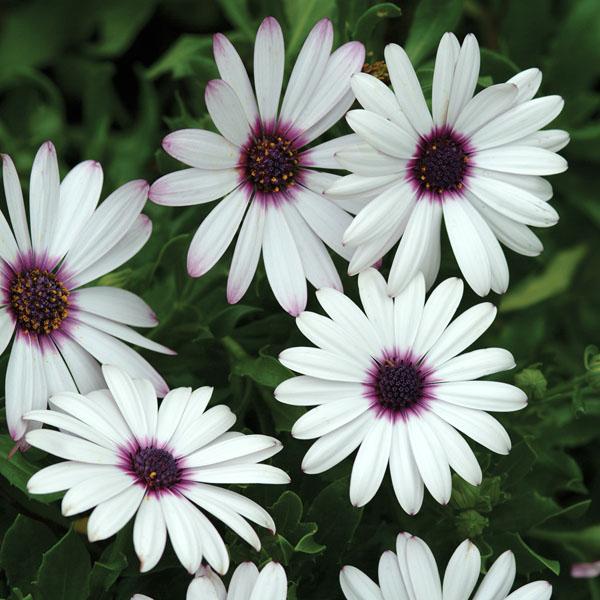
[[149, 16, 365, 315]]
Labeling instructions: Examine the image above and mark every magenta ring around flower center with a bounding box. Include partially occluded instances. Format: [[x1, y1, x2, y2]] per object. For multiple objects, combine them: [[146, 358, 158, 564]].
[[406, 125, 474, 202], [364, 351, 436, 422]]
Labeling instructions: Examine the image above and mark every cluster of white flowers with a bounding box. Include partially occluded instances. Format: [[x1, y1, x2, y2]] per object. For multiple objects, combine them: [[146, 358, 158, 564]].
[[0, 16, 566, 600]]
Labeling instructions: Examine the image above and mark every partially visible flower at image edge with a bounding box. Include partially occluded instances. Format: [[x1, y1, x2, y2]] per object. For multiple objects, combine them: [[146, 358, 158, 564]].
[[276, 268, 527, 512], [0, 142, 172, 443], [328, 32, 569, 297], [340, 531, 552, 599], [150, 16, 365, 315], [187, 561, 287, 600], [25, 365, 290, 575]]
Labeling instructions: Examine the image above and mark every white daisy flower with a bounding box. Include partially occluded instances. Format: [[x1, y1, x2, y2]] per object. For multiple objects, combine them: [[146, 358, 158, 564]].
[[276, 268, 527, 512], [24, 365, 290, 575], [327, 33, 569, 297], [340, 531, 552, 600], [187, 562, 287, 599], [149, 17, 365, 315], [0, 142, 171, 444]]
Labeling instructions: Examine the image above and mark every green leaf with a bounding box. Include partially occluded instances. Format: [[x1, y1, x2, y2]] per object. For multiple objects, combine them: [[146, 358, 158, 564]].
[[0, 515, 57, 594], [146, 35, 216, 80], [353, 3, 402, 44], [501, 245, 588, 312], [36, 529, 92, 600], [88, 530, 129, 595], [404, 0, 463, 66], [284, 0, 337, 59], [498, 532, 561, 575], [233, 354, 293, 388], [514, 368, 548, 401]]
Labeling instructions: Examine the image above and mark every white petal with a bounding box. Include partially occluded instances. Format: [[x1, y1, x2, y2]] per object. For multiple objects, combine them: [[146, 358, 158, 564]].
[[474, 145, 567, 175], [350, 418, 393, 507], [300, 88, 356, 145], [205, 79, 251, 146], [53, 160, 104, 258], [412, 277, 463, 359], [25, 429, 117, 464], [280, 202, 342, 291], [389, 420, 424, 515], [508, 68, 542, 104], [191, 509, 230, 575], [254, 17, 284, 129], [335, 145, 408, 177], [163, 129, 240, 169], [405, 536, 442, 600], [407, 415, 452, 505], [279, 19, 333, 126], [67, 213, 152, 288], [0, 308, 15, 355], [63, 179, 148, 277], [385, 44, 433, 135], [66, 321, 168, 396], [189, 464, 289, 485], [346, 110, 416, 159], [340, 566, 384, 600], [0, 205, 19, 265], [388, 200, 442, 296], [294, 41, 365, 136], [454, 83, 518, 136], [428, 400, 511, 454], [302, 134, 363, 170], [187, 186, 249, 277], [87, 485, 145, 542], [149, 168, 239, 207], [434, 381, 527, 413], [471, 96, 564, 150], [432, 32, 460, 126], [228, 563, 259, 600], [155, 386, 192, 446], [514, 129, 569, 152], [446, 34, 480, 126], [393, 272, 426, 353], [249, 562, 288, 600], [188, 568, 226, 600], [435, 348, 516, 382], [275, 376, 363, 406], [427, 302, 496, 367], [52, 333, 104, 393], [213, 33, 259, 127], [61, 471, 133, 516], [443, 199, 492, 297], [505, 581, 552, 600], [378, 550, 410, 600], [302, 411, 372, 474], [262, 204, 306, 316], [279, 346, 367, 383], [72, 287, 157, 328], [468, 175, 559, 228], [472, 550, 515, 600], [473, 169, 553, 201], [358, 268, 394, 349], [134, 493, 168, 572], [326, 172, 401, 200], [227, 199, 265, 304], [29, 141, 60, 259], [2, 154, 31, 252], [442, 540, 481, 600], [27, 462, 117, 495]]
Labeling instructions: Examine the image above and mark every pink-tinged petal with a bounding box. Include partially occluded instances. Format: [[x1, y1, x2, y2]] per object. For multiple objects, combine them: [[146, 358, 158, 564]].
[[29, 141, 60, 261], [2, 153, 31, 253], [253, 17, 284, 130], [62, 179, 148, 278], [293, 41, 365, 137], [187, 186, 249, 277], [279, 18, 333, 126], [262, 205, 307, 316], [227, 198, 265, 304], [205, 78, 252, 146], [67, 214, 152, 288], [52, 160, 104, 259], [149, 168, 239, 207], [162, 129, 240, 169], [213, 32, 259, 127]]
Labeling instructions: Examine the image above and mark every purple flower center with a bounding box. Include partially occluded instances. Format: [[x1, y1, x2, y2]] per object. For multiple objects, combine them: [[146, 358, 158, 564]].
[[244, 134, 299, 193], [131, 447, 180, 490], [375, 358, 425, 412], [9, 268, 70, 335], [411, 129, 470, 196]]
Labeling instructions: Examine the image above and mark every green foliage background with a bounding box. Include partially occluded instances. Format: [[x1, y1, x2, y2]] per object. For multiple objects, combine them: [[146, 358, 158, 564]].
[[0, 0, 599, 598]]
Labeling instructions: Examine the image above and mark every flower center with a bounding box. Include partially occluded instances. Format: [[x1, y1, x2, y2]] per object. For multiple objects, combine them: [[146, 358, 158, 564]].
[[375, 358, 425, 413], [411, 130, 469, 196], [245, 134, 299, 193], [9, 268, 70, 335], [131, 447, 180, 490]]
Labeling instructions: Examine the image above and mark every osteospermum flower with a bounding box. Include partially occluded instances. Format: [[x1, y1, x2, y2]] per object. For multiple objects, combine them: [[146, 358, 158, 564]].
[[327, 33, 568, 296], [340, 531, 552, 600], [187, 562, 287, 599], [276, 268, 527, 512], [0, 143, 171, 443], [149, 17, 365, 315], [25, 365, 289, 575]]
